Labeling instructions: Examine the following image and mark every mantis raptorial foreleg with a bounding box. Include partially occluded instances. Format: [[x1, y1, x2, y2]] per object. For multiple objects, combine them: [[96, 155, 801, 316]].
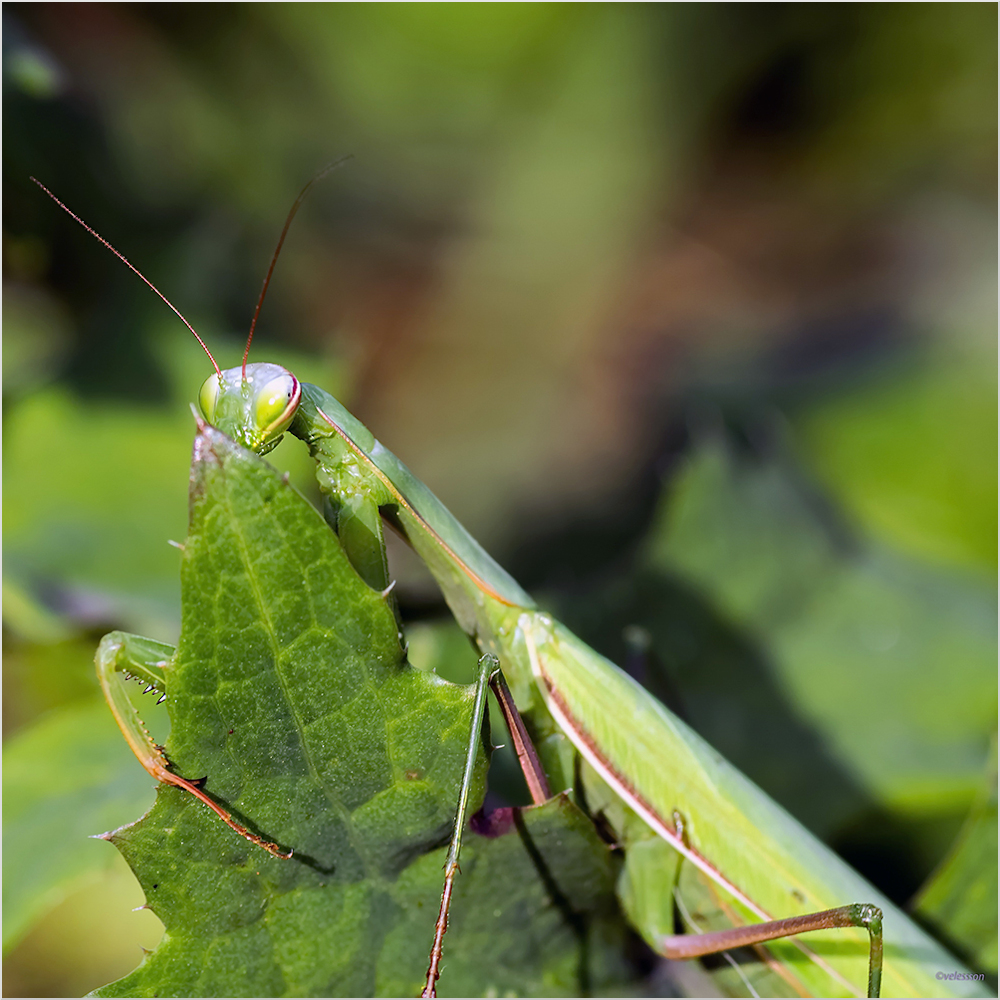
[[95, 631, 292, 859], [329, 485, 394, 595]]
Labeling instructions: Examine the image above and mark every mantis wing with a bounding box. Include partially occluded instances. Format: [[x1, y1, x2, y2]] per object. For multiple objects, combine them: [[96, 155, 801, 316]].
[[521, 614, 989, 999]]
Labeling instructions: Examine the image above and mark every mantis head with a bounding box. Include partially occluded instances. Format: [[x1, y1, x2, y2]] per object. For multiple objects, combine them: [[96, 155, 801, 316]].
[[32, 167, 343, 458], [198, 363, 301, 455]]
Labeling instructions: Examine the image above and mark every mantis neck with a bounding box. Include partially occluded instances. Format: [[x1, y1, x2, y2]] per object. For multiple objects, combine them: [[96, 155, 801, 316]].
[[288, 382, 538, 684]]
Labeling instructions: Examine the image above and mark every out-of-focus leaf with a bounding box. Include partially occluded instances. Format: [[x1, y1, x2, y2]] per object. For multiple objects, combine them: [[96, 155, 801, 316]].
[[95, 425, 632, 997], [796, 347, 997, 574], [646, 438, 997, 820], [2, 386, 192, 638], [2, 699, 157, 950], [2, 578, 75, 645], [2, 633, 106, 735], [5, 44, 64, 99], [550, 430, 993, 995], [3, 854, 163, 998], [913, 739, 999, 975]]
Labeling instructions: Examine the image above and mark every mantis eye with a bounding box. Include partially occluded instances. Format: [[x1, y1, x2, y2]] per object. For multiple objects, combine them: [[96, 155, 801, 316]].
[[199, 373, 221, 423], [255, 373, 300, 437]]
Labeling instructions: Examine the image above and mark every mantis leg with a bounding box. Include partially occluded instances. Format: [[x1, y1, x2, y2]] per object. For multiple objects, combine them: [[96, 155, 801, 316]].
[[335, 490, 392, 593], [658, 902, 883, 998], [488, 667, 550, 806], [95, 631, 291, 859], [422, 653, 497, 999], [421, 662, 566, 996], [490, 643, 885, 998], [96, 631, 174, 772]]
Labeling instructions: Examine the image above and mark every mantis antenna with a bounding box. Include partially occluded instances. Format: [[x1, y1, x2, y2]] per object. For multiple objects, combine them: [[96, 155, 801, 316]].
[[241, 154, 353, 380], [29, 176, 222, 378]]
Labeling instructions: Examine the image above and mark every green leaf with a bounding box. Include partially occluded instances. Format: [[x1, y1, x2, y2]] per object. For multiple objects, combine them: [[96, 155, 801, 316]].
[[913, 738, 999, 976], [375, 797, 629, 997], [2, 700, 157, 950], [95, 426, 632, 996], [646, 436, 997, 823], [794, 341, 996, 575]]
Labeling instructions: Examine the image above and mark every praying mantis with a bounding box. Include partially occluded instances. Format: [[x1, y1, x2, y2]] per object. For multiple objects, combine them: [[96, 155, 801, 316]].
[[34, 175, 988, 999]]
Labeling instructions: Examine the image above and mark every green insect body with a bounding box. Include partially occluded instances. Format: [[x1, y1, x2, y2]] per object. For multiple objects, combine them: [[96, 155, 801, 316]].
[[33, 175, 983, 998], [188, 361, 981, 999]]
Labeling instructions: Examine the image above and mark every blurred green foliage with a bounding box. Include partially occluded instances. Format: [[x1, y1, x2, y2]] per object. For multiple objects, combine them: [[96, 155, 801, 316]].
[[3, 700, 156, 950], [3, 3, 996, 995], [651, 436, 995, 820], [913, 738, 999, 975]]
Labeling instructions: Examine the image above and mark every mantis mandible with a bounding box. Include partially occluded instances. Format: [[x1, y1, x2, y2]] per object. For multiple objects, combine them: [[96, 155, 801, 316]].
[[34, 174, 986, 999]]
